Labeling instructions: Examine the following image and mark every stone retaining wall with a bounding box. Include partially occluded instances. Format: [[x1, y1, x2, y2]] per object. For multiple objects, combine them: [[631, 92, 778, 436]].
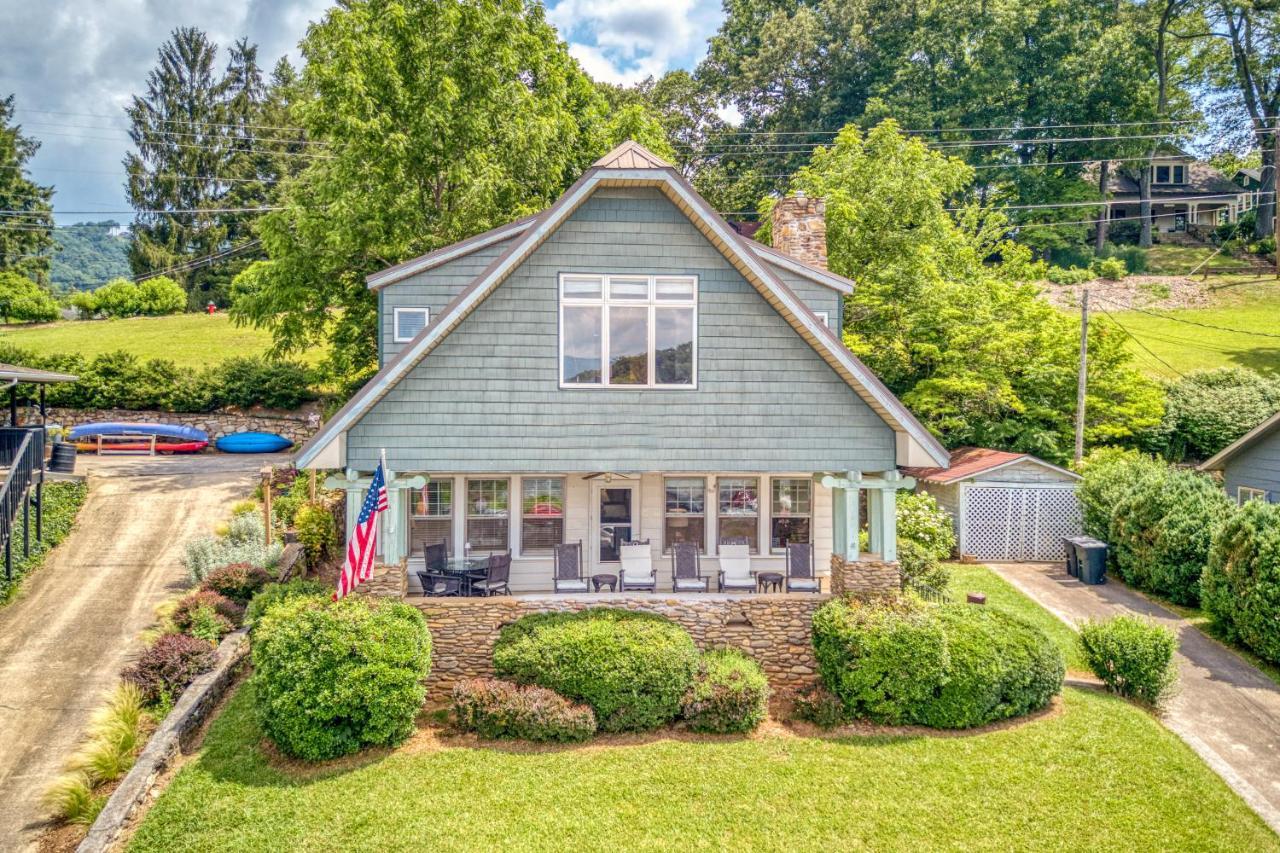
[[411, 593, 829, 702], [46, 406, 321, 446], [830, 554, 900, 597]]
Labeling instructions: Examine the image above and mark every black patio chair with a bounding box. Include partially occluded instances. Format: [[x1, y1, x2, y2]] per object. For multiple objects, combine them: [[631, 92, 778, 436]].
[[424, 540, 448, 571], [417, 540, 460, 596], [471, 551, 512, 596], [785, 542, 820, 593], [671, 542, 709, 592], [553, 541, 589, 593]]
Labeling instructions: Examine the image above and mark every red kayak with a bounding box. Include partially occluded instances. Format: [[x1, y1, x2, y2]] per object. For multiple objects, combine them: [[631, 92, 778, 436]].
[[75, 440, 209, 454]]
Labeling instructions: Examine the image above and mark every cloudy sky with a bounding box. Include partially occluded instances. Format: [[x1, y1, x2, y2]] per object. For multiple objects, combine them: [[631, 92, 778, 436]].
[[0, 0, 724, 223]]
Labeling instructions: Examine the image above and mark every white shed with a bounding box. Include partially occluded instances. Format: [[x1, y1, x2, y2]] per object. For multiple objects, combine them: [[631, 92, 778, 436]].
[[904, 447, 1083, 562]]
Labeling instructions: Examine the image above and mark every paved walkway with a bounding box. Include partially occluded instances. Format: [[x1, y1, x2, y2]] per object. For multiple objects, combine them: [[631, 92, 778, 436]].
[[989, 562, 1280, 834], [0, 453, 278, 850]]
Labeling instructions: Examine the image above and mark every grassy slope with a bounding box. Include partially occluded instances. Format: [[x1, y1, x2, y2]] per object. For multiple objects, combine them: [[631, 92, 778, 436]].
[[130, 566, 1274, 852], [1141, 244, 1258, 276], [0, 314, 325, 368]]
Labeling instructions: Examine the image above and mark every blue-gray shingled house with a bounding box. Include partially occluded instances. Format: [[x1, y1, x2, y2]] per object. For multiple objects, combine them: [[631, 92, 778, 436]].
[[1199, 410, 1280, 504], [296, 141, 950, 593]]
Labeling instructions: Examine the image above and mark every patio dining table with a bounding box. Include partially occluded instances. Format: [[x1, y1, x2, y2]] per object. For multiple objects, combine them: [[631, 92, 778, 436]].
[[425, 557, 490, 596]]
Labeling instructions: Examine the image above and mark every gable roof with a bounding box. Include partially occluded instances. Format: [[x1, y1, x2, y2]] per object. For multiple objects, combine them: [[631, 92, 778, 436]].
[[1198, 410, 1280, 472], [298, 141, 949, 470], [903, 446, 1080, 484]]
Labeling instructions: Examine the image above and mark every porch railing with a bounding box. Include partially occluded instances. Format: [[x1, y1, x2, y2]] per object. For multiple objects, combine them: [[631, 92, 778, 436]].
[[0, 427, 45, 582]]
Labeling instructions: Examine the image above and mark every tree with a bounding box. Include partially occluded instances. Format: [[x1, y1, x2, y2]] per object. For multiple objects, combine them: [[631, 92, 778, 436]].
[[0, 95, 55, 284], [231, 0, 646, 382], [0, 271, 59, 323], [759, 121, 1163, 461]]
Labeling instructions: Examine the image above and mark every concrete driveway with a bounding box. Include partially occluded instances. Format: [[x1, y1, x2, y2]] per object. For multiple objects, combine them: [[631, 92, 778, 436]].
[[0, 453, 281, 850], [988, 562, 1280, 835]]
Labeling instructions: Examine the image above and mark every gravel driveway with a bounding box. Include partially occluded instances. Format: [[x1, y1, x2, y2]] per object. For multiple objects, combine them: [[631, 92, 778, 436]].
[[0, 453, 281, 850]]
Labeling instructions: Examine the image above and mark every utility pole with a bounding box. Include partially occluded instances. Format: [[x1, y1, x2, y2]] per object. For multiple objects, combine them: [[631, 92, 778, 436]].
[[1274, 127, 1279, 279], [1074, 289, 1089, 465]]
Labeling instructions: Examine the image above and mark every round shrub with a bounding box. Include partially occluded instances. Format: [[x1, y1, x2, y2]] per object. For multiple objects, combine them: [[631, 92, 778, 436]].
[[1203, 500, 1280, 664], [451, 678, 596, 742], [244, 579, 330, 630], [896, 491, 956, 560], [294, 502, 338, 566], [916, 606, 1064, 729], [681, 648, 770, 734], [1079, 615, 1178, 705], [251, 596, 432, 761], [811, 597, 949, 725], [1092, 256, 1128, 281], [1077, 448, 1166, 540], [121, 632, 217, 707], [898, 539, 950, 592], [493, 609, 699, 733], [172, 590, 244, 633], [199, 562, 272, 606], [1152, 368, 1280, 462], [792, 685, 848, 728], [1109, 467, 1233, 605]]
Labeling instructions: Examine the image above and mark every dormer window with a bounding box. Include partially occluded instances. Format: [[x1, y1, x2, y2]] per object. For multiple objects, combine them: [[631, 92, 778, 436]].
[[393, 307, 430, 342], [1154, 164, 1186, 185], [559, 273, 697, 388]]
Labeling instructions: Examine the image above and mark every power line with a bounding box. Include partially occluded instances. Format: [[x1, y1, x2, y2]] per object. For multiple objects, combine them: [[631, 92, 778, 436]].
[[0, 206, 285, 216], [1092, 304, 1186, 377], [947, 190, 1266, 213], [20, 120, 328, 148], [130, 239, 263, 282], [15, 107, 310, 135], [1093, 295, 1280, 338]]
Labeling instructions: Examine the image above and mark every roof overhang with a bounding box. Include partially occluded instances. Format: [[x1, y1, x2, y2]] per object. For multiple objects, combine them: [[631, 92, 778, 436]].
[[0, 362, 79, 384], [1199, 410, 1280, 472], [299, 164, 947, 470]]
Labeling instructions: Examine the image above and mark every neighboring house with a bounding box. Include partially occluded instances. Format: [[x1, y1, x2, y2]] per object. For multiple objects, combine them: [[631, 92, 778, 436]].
[[1233, 167, 1266, 214], [1094, 149, 1249, 235], [1198, 411, 1280, 504], [903, 447, 1082, 562], [297, 141, 950, 593]]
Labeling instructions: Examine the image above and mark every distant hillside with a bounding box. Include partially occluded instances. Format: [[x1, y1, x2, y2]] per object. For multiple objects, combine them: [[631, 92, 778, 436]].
[[49, 221, 131, 291]]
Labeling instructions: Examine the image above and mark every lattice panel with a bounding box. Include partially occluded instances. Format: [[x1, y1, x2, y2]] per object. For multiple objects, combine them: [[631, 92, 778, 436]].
[[965, 487, 1082, 561]]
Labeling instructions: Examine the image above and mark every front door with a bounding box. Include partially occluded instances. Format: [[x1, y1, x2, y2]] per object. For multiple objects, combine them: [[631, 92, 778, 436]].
[[593, 482, 638, 571]]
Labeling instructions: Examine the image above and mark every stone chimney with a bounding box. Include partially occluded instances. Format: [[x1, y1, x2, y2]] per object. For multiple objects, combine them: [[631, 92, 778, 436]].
[[771, 192, 827, 269]]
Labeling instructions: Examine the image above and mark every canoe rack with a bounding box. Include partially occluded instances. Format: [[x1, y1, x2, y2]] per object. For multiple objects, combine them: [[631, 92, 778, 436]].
[[97, 434, 157, 456]]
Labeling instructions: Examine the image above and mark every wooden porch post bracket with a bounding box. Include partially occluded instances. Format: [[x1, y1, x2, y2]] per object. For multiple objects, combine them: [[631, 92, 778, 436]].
[[324, 468, 427, 567]]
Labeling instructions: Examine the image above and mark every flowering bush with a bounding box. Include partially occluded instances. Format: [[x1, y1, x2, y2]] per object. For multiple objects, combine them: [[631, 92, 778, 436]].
[[199, 562, 272, 605], [452, 678, 596, 742], [896, 491, 955, 560], [121, 633, 217, 706], [172, 590, 244, 634]]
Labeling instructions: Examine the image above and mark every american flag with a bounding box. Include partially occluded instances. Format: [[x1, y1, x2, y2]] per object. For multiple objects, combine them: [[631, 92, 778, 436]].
[[335, 460, 388, 600]]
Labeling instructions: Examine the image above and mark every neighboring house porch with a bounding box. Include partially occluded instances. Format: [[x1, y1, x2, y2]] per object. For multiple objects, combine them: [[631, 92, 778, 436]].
[[1094, 153, 1250, 237]]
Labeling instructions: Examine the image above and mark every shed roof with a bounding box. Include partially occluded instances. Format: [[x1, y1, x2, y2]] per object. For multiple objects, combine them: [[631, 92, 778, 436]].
[[1198, 410, 1280, 472], [902, 446, 1080, 484], [0, 362, 78, 384]]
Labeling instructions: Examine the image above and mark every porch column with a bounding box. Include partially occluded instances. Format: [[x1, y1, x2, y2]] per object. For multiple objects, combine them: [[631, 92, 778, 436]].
[[824, 471, 861, 561], [327, 467, 426, 567], [865, 471, 916, 562]]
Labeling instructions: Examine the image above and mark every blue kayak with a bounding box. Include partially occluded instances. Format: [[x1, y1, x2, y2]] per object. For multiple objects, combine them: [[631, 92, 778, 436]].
[[215, 431, 294, 453], [69, 422, 209, 443]]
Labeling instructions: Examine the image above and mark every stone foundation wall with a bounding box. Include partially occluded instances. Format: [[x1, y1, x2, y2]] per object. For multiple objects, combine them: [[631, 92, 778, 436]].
[[46, 406, 321, 446], [411, 593, 830, 702], [830, 554, 901, 597]]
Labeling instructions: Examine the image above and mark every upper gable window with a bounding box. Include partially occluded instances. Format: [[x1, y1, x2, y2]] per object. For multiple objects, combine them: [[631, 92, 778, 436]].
[[1153, 164, 1186, 185], [393, 307, 430, 342], [559, 274, 697, 388]]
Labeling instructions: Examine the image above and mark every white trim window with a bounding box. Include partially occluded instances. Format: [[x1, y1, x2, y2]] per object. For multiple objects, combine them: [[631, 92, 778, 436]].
[[664, 477, 706, 553], [393, 307, 430, 342], [1153, 163, 1186, 185], [771, 479, 812, 552], [559, 274, 697, 388], [1238, 486, 1268, 504], [521, 477, 565, 555], [466, 478, 509, 552], [717, 477, 760, 553], [411, 479, 452, 555]]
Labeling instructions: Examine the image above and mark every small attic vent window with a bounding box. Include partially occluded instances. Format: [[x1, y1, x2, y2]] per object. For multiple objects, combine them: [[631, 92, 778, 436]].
[[394, 307, 430, 342]]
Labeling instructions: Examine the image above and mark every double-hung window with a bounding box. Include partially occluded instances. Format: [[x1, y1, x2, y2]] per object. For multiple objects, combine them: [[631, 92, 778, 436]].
[[466, 478, 509, 552], [521, 477, 565, 555], [717, 477, 759, 552], [560, 274, 697, 388], [412, 480, 452, 555], [664, 477, 706, 552], [771, 479, 812, 552]]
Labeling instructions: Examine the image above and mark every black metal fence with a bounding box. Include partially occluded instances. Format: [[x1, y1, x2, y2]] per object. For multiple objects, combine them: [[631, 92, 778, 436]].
[[0, 427, 45, 581], [901, 572, 951, 604]]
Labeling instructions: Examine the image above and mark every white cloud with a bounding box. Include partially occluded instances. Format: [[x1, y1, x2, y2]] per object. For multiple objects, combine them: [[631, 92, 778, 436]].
[[548, 0, 722, 85]]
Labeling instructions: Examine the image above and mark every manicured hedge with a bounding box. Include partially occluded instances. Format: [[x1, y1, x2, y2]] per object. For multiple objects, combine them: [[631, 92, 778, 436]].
[[1203, 500, 1280, 664], [682, 648, 770, 734], [493, 609, 700, 733], [1077, 448, 1166, 540], [1080, 615, 1178, 705], [451, 678, 597, 742], [812, 597, 1064, 729], [243, 579, 329, 629], [1108, 467, 1233, 605], [251, 596, 432, 760], [916, 606, 1064, 729], [1149, 368, 1280, 462]]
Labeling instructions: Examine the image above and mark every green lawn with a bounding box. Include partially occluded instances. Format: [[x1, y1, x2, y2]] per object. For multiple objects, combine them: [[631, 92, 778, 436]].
[[0, 314, 325, 368], [1141, 243, 1259, 276], [128, 565, 1276, 852], [1108, 274, 1280, 378], [947, 563, 1087, 672]]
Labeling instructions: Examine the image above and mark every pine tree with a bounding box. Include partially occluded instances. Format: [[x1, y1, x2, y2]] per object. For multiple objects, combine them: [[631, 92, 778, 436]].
[[0, 95, 55, 285]]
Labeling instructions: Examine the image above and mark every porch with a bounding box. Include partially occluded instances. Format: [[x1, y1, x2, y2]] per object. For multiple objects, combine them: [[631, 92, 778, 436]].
[[330, 469, 914, 597]]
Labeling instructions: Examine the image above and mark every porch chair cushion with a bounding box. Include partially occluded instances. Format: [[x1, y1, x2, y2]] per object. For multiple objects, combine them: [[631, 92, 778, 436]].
[[619, 542, 656, 587], [554, 579, 590, 593], [786, 578, 820, 592], [718, 544, 755, 590], [673, 576, 709, 592]]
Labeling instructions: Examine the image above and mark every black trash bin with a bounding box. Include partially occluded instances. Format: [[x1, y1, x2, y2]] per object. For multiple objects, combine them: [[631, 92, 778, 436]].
[[48, 441, 77, 474], [1076, 538, 1108, 585], [1063, 537, 1084, 578]]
